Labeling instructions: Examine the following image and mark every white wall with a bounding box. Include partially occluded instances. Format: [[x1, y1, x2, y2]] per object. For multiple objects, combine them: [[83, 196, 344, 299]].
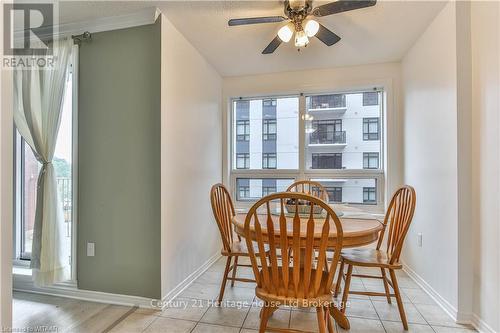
[[471, 1, 500, 331], [223, 62, 404, 204], [402, 1, 459, 313], [161, 15, 223, 299]]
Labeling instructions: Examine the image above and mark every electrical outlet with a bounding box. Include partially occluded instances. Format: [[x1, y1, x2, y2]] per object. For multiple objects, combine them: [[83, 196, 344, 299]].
[[417, 233, 423, 247], [87, 242, 95, 256]]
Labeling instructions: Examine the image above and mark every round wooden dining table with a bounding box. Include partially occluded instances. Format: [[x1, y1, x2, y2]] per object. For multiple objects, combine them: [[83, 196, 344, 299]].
[[232, 212, 384, 330]]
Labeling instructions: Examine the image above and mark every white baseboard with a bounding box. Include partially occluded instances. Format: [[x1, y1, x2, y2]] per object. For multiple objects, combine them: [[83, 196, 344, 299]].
[[402, 263, 498, 333], [13, 252, 222, 310], [471, 314, 498, 333], [402, 263, 458, 320], [159, 252, 221, 309]]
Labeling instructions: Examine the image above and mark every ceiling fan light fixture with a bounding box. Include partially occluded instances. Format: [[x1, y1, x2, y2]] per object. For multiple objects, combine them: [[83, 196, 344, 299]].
[[294, 30, 309, 48], [278, 24, 293, 43], [304, 19, 320, 37]]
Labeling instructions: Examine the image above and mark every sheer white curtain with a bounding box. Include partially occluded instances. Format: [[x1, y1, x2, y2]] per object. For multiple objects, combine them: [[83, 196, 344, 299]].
[[13, 38, 73, 286]]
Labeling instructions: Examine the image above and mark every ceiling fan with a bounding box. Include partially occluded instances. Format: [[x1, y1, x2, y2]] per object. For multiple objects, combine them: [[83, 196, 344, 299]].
[[228, 0, 377, 54]]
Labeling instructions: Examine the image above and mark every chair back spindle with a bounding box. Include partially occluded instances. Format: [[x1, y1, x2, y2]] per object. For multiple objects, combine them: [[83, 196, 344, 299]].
[[286, 180, 329, 202]]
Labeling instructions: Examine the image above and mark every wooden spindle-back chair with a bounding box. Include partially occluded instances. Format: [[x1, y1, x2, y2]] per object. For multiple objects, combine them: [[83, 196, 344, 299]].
[[244, 192, 343, 333], [210, 184, 257, 303], [286, 180, 329, 202], [335, 185, 416, 330]]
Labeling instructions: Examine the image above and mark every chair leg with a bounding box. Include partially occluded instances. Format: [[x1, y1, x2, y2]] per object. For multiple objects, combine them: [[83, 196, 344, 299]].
[[316, 307, 327, 333], [259, 305, 271, 333], [340, 264, 353, 314], [325, 305, 334, 333], [381, 268, 392, 304], [334, 259, 345, 298], [230, 256, 239, 287], [389, 269, 408, 330], [217, 256, 232, 305]]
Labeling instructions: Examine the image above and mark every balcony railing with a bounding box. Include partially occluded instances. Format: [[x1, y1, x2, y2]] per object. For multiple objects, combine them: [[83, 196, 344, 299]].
[[309, 130, 346, 145]]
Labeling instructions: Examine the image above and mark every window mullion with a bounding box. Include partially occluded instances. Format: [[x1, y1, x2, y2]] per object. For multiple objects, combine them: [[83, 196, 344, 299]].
[[298, 94, 306, 180]]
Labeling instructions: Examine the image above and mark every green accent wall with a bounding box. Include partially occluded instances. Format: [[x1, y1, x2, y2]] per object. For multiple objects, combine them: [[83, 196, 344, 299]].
[[77, 21, 161, 299]]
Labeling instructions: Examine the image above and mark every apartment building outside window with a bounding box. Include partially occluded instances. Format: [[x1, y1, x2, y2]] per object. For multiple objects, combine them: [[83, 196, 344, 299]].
[[231, 90, 384, 209], [363, 152, 379, 169], [236, 153, 249, 169], [363, 92, 379, 106], [363, 187, 376, 203], [262, 153, 277, 169], [363, 118, 379, 140], [312, 153, 342, 169], [263, 119, 277, 141], [236, 120, 250, 141]]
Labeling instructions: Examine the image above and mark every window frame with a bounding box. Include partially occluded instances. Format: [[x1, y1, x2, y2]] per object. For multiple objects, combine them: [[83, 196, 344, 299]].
[[262, 118, 277, 141], [236, 120, 250, 142], [262, 152, 277, 169], [363, 152, 380, 169], [229, 90, 385, 212], [311, 153, 343, 169], [363, 117, 379, 141], [362, 92, 379, 106], [236, 153, 250, 169]]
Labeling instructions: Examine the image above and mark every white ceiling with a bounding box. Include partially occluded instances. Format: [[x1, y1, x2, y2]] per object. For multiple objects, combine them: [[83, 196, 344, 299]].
[[57, 1, 446, 77]]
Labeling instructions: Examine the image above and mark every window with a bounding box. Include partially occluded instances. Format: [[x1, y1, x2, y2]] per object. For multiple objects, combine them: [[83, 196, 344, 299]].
[[309, 94, 346, 109], [263, 119, 277, 141], [310, 120, 345, 145], [236, 120, 250, 141], [14, 59, 76, 268], [363, 118, 379, 141], [231, 91, 384, 209], [262, 153, 277, 169], [363, 187, 377, 204], [312, 153, 342, 169], [363, 152, 379, 169], [236, 153, 250, 169], [325, 187, 343, 203], [363, 92, 379, 106]]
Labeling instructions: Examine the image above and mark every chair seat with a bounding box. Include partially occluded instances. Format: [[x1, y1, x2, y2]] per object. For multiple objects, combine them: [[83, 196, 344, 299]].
[[222, 240, 268, 256], [255, 268, 335, 307], [341, 249, 402, 269]]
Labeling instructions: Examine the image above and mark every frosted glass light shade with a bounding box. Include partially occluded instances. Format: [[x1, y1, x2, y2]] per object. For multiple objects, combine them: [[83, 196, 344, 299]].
[[278, 24, 293, 42], [304, 20, 320, 37]]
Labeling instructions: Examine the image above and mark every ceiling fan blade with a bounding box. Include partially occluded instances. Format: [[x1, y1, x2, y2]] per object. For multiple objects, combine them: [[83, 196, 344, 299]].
[[262, 36, 282, 54], [315, 24, 341, 46], [228, 16, 286, 26], [312, 0, 376, 17]]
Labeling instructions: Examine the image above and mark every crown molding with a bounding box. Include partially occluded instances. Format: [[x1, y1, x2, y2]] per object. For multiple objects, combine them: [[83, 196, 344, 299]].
[[13, 7, 160, 41]]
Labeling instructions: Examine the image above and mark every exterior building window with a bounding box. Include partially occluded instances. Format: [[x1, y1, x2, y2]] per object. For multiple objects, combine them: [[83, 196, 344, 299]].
[[363, 118, 379, 141], [363, 187, 377, 203], [363, 152, 379, 169], [363, 92, 379, 106], [312, 153, 342, 169], [239, 186, 250, 199], [262, 153, 277, 169], [236, 153, 250, 169], [263, 99, 277, 107], [310, 94, 346, 109], [263, 119, 277, 141], [236, 120, 250, 141], [310, 119, 345, 144], [262, 185, 277, 197], [325, 187, 343, 203]]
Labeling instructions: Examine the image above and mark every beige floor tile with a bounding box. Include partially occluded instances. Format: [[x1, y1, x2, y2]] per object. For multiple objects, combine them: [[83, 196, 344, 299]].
[[178, 282, 221, 301], [401, 288, 436, 305], [143, 317, 196, 333], [382, 321, 435, 333], [345, 299, 378, 319], [67, 305, 133, 333], [108, 313, 157, 332], [372, 300, 426, 324], [200, 305, 250, 327], [337, 317, 386, 333], [414, 304, 465, 328], [243, 307, 290, 330], [158, 298, 209, 321], [192, 323, 241, 333], [289, 309, 321, 332], [221, 286, 256, 303]]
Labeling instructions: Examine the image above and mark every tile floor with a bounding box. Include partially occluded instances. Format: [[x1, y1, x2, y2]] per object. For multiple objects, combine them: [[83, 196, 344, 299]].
[[13, 257, 477, 333]]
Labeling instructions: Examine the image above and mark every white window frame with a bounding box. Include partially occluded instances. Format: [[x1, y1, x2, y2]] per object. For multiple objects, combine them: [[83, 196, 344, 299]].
[[228, 89, 386, 213]]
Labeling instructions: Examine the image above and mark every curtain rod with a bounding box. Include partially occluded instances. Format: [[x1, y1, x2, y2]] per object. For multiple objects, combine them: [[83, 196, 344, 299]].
[[71, 31, 91, 45]]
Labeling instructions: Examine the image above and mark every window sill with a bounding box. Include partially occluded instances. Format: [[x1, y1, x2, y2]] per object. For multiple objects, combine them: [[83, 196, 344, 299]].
[[13, 265, 32, 276]]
